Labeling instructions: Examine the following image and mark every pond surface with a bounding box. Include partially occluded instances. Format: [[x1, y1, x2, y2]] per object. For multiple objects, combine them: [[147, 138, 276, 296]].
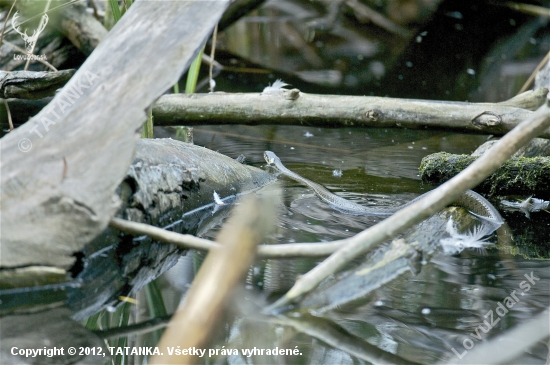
[[159, 124, 550, 364]]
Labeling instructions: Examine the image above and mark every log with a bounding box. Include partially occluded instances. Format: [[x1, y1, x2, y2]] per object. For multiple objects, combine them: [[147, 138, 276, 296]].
[[55, 0, 108, 56], [0, 139, 276, 320], [0, 0, 230, 270], [152, 88, 550, 137]]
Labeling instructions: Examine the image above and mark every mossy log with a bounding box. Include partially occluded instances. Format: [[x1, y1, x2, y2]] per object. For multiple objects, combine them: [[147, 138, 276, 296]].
[[419, 152, 550, 197]]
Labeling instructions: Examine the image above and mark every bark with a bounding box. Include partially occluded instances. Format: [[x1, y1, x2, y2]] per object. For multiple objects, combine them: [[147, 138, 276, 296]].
[[152, 88, 549, 137], [0, 138, 276, 320], [0, 0, 230, 270], [419, 152, 550, 197], [0, 69, 75, 99]]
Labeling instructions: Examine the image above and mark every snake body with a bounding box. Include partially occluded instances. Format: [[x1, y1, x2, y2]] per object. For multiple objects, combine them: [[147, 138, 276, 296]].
[[264, 151, 503, 224]]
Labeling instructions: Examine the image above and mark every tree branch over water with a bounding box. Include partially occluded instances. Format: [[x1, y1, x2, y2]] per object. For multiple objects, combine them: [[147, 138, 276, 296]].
[[264, 101, 550, 313], [153, 88, 549, 136]]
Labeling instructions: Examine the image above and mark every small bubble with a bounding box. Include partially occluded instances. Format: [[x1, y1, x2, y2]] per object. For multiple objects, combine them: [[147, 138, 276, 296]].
[[422, 308, 431, 315]]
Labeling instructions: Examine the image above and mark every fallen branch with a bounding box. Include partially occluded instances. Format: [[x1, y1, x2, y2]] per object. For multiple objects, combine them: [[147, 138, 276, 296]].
[[445, 306, 550, 365], [152, 88, 549, 136], [152, 192, 278, 365], [0, 0, 230, 270], [109, 217, 346, 258], [265, 101, 550, 313], [0, 69, 75, 99]]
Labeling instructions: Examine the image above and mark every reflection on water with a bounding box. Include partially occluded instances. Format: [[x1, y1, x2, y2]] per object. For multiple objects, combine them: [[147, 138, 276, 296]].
[[159, 125, 549, 364]]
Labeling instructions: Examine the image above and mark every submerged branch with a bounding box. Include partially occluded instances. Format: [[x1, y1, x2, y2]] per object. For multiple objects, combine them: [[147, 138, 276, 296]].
[[265, 102, 550, 313], [152, 88, 548, 136]]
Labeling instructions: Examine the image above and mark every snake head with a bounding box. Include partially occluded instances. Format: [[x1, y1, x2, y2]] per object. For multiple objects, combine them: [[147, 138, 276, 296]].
[[264, 151, 276, 164]]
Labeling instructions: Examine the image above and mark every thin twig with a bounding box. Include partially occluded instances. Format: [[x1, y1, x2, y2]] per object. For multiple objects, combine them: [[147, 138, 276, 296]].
[[518, 50, 550, 94], [89, 0, 100, 20], [25, 0, 52, 71], [0, 0, 17, 48], [265, 102, 550, 313], [209, 23, 218, 93], [4, 99, 13, 131], [3, 39, 57, 71], [109, 217, 346, 258], [95, 314, 172, 339], [2, 0, 84, 38]]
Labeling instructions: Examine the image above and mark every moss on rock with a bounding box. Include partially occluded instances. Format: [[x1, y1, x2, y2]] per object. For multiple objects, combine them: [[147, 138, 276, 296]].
[[419, 152, 550, 197]]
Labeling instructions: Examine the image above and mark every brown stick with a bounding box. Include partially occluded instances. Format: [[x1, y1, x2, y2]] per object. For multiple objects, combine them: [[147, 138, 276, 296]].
[[151, 191, 278, 365]]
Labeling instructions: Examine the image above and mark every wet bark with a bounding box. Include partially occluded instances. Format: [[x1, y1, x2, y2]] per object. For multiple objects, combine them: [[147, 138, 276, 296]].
[[0, 139, 275, 320], [0, 0, 230, 270]]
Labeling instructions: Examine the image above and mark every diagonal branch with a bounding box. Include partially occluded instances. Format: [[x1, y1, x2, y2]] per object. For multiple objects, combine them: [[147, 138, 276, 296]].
[[265, 101, 550, 313]]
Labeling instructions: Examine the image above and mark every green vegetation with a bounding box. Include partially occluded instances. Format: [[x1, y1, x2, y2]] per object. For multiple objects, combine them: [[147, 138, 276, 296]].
[[419, 152, 550, 197]]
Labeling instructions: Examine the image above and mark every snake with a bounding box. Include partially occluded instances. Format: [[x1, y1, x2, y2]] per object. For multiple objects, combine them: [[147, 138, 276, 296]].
[[264, 150, 503, 225]]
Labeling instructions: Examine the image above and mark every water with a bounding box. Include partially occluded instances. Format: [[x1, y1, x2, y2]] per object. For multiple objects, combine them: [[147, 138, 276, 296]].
[[160, 124, 550, 364]]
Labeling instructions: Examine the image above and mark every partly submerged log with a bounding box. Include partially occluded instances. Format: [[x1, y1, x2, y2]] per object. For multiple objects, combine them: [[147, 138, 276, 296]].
[[0, 139, 276, 320], [0, 0, 230, 270]]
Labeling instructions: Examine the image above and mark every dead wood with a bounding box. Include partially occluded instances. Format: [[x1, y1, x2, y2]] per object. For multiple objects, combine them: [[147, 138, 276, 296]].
[[0, 0, 230, 270], [152, 88, 549, 137], [0, 69, 75, 99]]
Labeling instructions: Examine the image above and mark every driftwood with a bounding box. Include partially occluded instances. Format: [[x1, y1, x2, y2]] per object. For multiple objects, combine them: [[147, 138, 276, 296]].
[[0, 139, 275, 320], [152, 88, 549, 137], [0, 138, 274, 364], [0, 0, 230, 270], [3, 87, 549, 130], [153, 192, 278, 364], [0, 69, 75, 99], [54, 0, 108, 56]]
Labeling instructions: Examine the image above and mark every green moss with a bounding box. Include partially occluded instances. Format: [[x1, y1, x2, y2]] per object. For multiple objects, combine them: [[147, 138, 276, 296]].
[[419, 152, 550, 197]]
